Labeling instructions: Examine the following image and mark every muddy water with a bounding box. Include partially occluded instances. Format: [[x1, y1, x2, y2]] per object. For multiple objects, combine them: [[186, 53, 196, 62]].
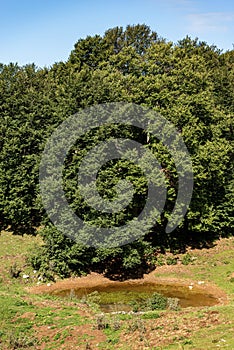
[[49, 281, 219, 312]]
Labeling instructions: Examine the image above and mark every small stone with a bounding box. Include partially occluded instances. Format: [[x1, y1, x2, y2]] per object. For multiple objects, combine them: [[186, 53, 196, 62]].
[[22, 274, 29, 279]]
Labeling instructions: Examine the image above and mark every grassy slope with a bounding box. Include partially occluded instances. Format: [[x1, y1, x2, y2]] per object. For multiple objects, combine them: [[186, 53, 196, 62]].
[[159, 239, 234, 350], [0, 231, 233, 349]]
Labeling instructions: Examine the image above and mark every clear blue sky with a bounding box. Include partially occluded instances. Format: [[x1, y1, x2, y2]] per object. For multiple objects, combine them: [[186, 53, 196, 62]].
[[0, 0, 233, 67]]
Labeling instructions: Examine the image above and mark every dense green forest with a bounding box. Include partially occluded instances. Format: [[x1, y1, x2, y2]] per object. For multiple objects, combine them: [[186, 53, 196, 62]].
[[0, 24, 233, 279]]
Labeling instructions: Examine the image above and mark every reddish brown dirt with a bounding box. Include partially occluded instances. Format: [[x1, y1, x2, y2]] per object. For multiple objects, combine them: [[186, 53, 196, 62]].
[[27, 269, 228, 306], [22, 237, 233, 349], [117, 309, 225, 349], [27, 237, 233, 306], [34, 324, 106, 350]]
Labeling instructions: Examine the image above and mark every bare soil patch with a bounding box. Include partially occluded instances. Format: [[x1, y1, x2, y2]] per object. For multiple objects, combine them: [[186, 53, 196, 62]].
[[27, 237, 232, 306], [27, 268, 228, 307], [118, 309, 224, 349], [34, 324, 106, 350]]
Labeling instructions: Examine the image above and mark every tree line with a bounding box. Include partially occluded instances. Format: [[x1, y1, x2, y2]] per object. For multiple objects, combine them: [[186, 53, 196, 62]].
[[0, 24, 233, 278]]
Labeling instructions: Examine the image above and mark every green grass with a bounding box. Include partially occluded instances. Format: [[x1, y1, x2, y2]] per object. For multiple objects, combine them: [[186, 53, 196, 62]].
[[0, 231, 233, 349], [162, 308, 234, 349], [154, 240, 234, 296], [182, 250, 234, 299], [156, 238, 234, 350], [0, 231, 92, 349]]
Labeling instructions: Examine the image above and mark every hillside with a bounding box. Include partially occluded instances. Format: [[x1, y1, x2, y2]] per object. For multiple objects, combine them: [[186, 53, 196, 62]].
[[0, 231, 233, 349]]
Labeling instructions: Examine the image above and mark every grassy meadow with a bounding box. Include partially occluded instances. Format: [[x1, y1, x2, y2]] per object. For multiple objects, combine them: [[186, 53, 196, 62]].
[[0, 231, 233, 349]]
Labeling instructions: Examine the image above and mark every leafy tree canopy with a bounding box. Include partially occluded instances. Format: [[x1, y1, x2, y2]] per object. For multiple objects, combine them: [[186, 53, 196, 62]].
[[0, 24, 233, 278]]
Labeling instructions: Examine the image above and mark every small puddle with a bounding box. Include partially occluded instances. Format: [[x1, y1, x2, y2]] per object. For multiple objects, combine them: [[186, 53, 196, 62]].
[[48, 281, 219, 312]]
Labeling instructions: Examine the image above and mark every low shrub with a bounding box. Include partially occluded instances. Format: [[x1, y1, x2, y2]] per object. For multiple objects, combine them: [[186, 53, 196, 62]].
[[9, 263, 21, 279], [147, 292, 167, 310], [8, 333, 38, 349], [166, 256, 178, 265], [181, 253, 192, 265], [95, 314, 109, 330], [141, 311, 160, 319]]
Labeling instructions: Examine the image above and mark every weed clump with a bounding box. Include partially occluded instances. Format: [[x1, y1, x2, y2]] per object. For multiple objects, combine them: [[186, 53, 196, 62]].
[[95, 314, 109, 330], [8, 333, 38, 349], [181, 253, 193, 265], [131, 292, 169, 311], [9, 263, 21, 279], [147, 292, 167, 310], [167, 297, 180, 311]]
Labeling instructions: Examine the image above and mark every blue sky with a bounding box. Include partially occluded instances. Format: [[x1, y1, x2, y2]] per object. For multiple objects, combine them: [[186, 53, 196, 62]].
[[0, 0, 234, 67]]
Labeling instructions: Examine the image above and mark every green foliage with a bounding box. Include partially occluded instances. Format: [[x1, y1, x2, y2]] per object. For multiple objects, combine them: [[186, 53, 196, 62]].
[[29, 224, 93, 279], [182, 253, 193, 265], [130, 292, 168, 311], [9, 263, 21, 279], [140, 311, 161, 319], [86, 291, 101, 305], [8, 333, 38, 349], [0, 24, 233, 277], [147, 292, 168, 310], [0, 231, 233, 349], [166, 256, 178, 265]]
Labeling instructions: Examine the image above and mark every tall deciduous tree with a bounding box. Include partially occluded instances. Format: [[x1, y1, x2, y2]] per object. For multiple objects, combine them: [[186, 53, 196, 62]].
[[0, 25, 233, 278]]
